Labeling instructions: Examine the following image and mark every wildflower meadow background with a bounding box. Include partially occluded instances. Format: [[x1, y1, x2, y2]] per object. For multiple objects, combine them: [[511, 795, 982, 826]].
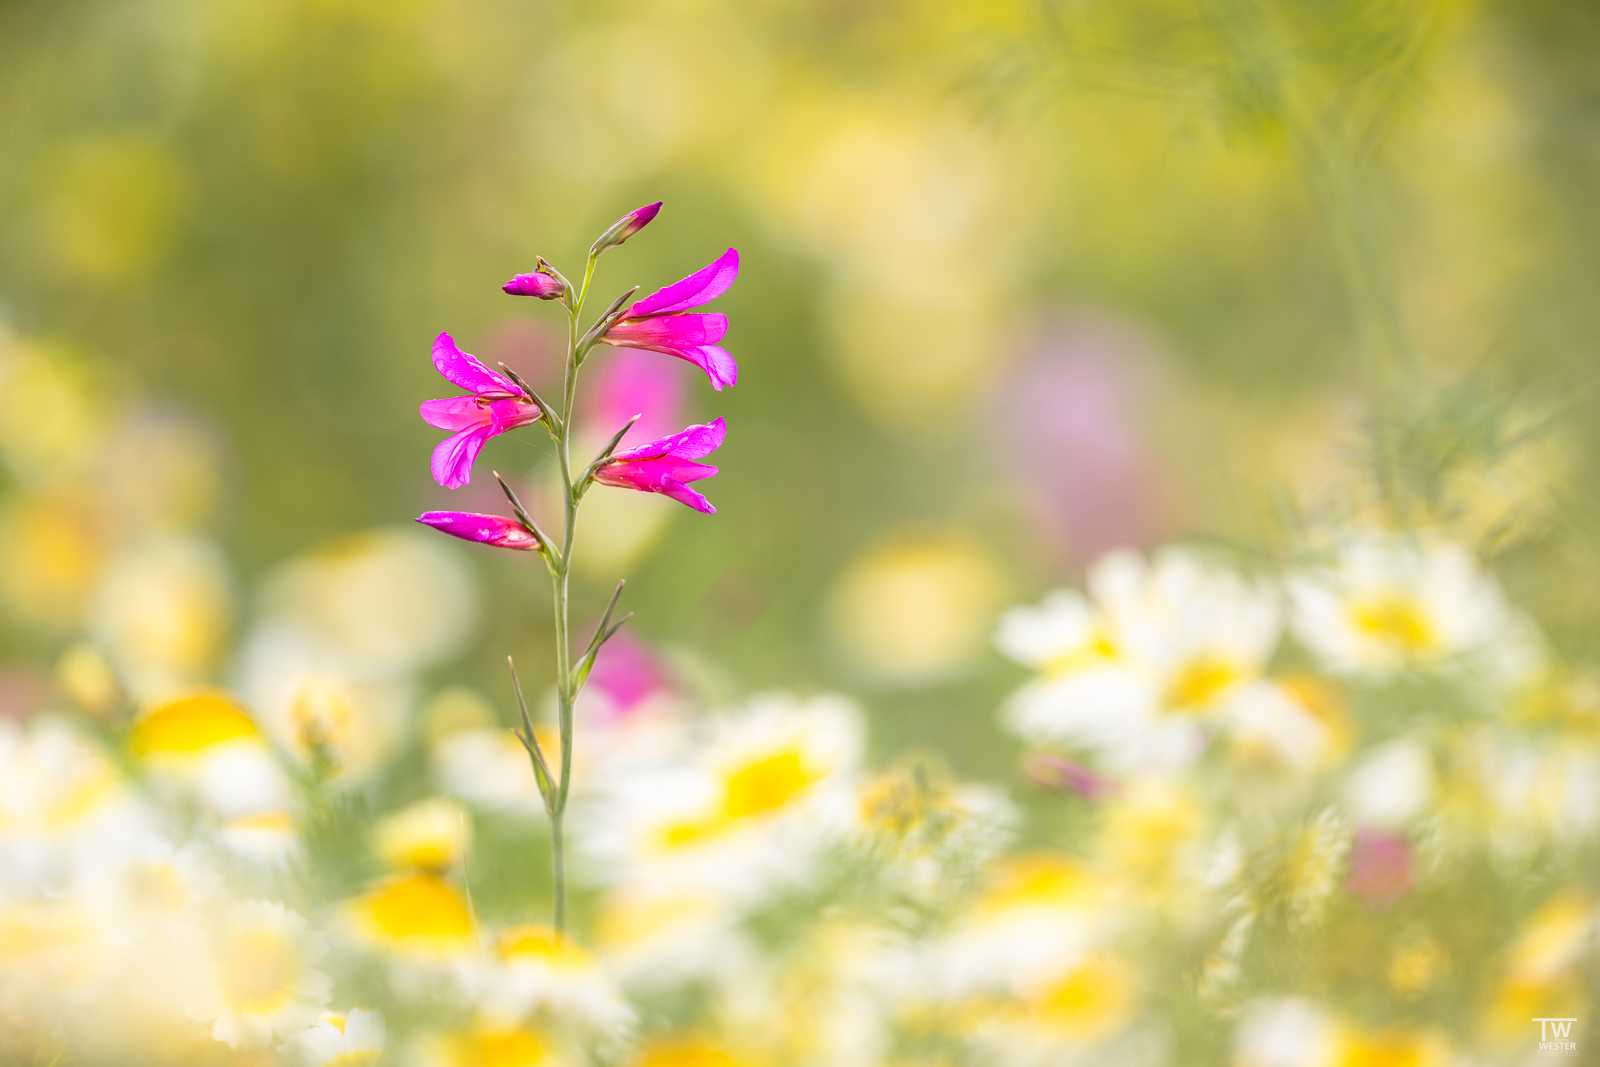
[[3, 1, 1600, 1065]]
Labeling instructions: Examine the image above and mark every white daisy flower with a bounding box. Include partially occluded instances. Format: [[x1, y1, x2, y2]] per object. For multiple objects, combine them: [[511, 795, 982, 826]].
[[1234, 998, 1342, 1067], [1288, 534, 1510, 677], [998, 548, 1280, 771], [469, 925, 634, 1035], [189, 899, 331, 1049], [282, 1008, 385, 1066], [0, 716, 151, 896], [580, 693, 863, 900], [218, 810, 301, 867], [129, 691, 289, 818], [1343, 740, 1434, 829]]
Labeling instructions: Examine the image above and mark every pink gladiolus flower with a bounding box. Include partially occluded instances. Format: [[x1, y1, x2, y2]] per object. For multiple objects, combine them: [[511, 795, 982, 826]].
[[600, 248, 739, 390], [503, 272, 564, 299], [1343, 827, 1414, 908], [416, 511, 540, 550], [421, 333, 542, 489], [593, 417, 725, 514]]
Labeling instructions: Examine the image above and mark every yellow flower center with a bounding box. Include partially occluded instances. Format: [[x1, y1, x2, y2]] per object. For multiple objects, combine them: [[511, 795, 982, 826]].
[[1043, 632, 1119, 677], [216, 928, 297, 1012], [722, 750, 815, 820], [450, 1027, 548, 1067], [1165, 656, 1244, 711], [1349, 595, 1437, 654], [1027, 954, 1136, 1039]]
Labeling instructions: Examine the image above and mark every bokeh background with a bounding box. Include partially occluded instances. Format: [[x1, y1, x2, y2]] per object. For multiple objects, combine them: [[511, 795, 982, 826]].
[[4, 0, 1600, 1063], [5, 0, 1600, 747]]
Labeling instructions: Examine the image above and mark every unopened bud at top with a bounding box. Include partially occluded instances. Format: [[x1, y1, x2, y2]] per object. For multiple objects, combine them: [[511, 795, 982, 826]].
[[589, 201, 662, 257]]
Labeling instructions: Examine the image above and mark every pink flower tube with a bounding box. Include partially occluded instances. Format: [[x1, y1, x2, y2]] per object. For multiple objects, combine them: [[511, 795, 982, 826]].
[[421, 333, 542, 489], [416, 511, 541, 550], [593, 417, 725, 514], [600, 248, 739, 390]]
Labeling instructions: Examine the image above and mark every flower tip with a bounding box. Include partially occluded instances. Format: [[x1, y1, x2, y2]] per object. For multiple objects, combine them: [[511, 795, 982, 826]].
[[633, 201, 663, 225]]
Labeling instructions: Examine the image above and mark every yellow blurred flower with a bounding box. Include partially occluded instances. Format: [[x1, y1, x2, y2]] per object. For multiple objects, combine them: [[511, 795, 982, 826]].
[[829, 530, 1005, 684], [372, 797, 471, 872], [92, 536, 232, 698], [0, 335, 108, 486], [56, 642, 122, 718], [0, 490, 111, 631], [342, 871, 475, 960]]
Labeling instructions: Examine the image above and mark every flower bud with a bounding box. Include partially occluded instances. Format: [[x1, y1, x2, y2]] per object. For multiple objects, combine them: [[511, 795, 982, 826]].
[[589, 201, 662, 257], [502, 271, 564, 299]]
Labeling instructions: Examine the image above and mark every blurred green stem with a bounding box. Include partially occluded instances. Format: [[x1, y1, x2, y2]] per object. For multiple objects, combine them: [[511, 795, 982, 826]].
[[1206, 0, 1421, 517]]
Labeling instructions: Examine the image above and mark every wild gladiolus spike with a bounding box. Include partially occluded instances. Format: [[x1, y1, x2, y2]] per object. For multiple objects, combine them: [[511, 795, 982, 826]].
[[420, 333, 542, 489], [600, 248, 739, 390], [593, 417, 725, 514]]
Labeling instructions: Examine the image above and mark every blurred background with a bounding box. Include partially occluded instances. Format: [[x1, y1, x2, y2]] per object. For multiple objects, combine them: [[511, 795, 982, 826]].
[[4, 0, 1599, 759]]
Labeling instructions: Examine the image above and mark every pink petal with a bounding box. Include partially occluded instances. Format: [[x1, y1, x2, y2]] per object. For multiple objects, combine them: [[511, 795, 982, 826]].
[[612, 418, 726, 463], [594, 452, 719, 513], [688, 346, 738, 391], [662, 481, 716, 514], [420, 396, 491, 432], [417, 511, 539, 550], [625, 248, 739, 317], [431, 426, 492, 489], [433, 332, 517, 396]]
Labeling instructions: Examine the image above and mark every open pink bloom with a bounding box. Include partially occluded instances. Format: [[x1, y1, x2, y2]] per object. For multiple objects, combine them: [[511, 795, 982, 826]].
[[502, 272, 564, 299], [600, 248, 739, 391], [421, 333, 542, 489], [593, 417, 725, 514], [416, 511, 540, 550]]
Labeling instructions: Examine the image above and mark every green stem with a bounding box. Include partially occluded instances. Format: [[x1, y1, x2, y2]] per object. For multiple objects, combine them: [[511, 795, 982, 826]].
[[544, 252, 597, 938]]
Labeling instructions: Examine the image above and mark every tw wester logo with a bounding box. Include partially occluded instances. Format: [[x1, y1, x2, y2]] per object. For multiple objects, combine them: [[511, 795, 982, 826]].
[[1534, 1018, 1578, 1056]]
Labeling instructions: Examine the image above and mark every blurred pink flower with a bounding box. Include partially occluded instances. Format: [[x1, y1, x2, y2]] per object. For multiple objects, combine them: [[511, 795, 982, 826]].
[[1025, 753, 1121, 801], [502, 272, 563, 299], [1343, 827, 1414, 908], [582, 628, 667, 723], [591, 201, 663, 255], [593, 417, 725, 514], [421, 333, 542, 489], [990, 315, 1173, 564], [583, 348, 688, 444], [601, 249, 739, 390], [415, 511, 540, 550]]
